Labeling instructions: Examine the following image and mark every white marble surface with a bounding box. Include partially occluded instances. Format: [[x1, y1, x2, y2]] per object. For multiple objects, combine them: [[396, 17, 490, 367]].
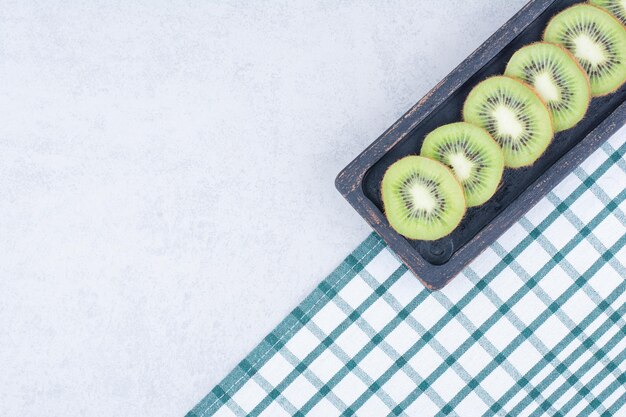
[[0, 1, 529, 416]]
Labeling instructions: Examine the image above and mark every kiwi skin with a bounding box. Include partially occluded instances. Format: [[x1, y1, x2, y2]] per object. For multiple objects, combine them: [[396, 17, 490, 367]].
[[462, 75, 554, 168], [381, 156, 466, 241], [589, 0, 626, 25], [504, 41, 591, 132], [543, 4, 626, 97]]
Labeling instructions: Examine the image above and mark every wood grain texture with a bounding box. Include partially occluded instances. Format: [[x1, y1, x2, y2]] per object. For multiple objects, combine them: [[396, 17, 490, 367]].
[[336, 0, 626, 290]]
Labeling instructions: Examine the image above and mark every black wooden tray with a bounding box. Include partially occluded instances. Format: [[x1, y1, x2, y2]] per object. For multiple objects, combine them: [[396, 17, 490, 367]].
[[335, 0, 626, 290]]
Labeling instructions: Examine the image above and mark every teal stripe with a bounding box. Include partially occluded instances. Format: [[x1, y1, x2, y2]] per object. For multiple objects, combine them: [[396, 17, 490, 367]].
[[187, 233, 385, 417], [462, 254, 617, 416], [350, 144, 626, 416], [293, 304, 399, 413], [596, 140, 626, 179], [519, 194, 626, 415], [561, 330, 626, 416], [524, 200, 625, 323], [248, 262, 407, 416], [491, 281, 626, 415], [223, 396, 247, 417], [422, 222, 625, 416], [295, 266, 440, 416], [307, 269, 435, 413], [515, 228, 625, 416], [506, 245, 625, 416], [490, 231, 626, 415], [495, 251, 624, 416], [382, 273, 502, 408], [250, 371, 298, 415], [545, 192, 626, 276], [277, 341, 350, 414], [360, 268, 497, 408], [466, 270, 626, 415], [527, 304, 626, 416], [602, 388, 626, 416]]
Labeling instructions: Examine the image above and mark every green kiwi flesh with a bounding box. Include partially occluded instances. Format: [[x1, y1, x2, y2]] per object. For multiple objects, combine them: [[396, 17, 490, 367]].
[[382, 156, 466, 241], [505, 42, 591, 132], [462, 76, 554, 168], [589, 0, 626, 25], [421, 122, 504, 207], [544, 4, 626, 96]]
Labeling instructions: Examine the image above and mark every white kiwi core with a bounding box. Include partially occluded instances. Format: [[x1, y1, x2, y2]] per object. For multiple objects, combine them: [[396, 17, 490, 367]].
[[573, 34, 607, 66], [448, 153, 473, 181], [494, 105, 524, 139], [409, 183, 436, 213], [534, 72, 560, 102]]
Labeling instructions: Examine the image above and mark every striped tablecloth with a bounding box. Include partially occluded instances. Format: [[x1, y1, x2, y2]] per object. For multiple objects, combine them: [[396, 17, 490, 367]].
[[188, 129, 626, 417]]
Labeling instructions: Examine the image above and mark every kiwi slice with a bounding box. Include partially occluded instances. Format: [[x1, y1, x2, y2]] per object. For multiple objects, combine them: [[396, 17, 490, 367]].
[[589, 0, 626, 25], [382, 156, 466, 241], [421, 122, 504, 207], [463, 76, 554, 168], [505, 42, 591, 132], [544, 4, 626, 96]]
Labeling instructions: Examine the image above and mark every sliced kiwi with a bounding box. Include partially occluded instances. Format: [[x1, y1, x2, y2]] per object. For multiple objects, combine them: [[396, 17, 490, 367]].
[[462, 76, 554, 168], [544, 4, 626, 96], [421, 122, 504, 207], [381, 156, 466, 241], [589, 0, 626, 25], [505, 42, 591, 132]]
